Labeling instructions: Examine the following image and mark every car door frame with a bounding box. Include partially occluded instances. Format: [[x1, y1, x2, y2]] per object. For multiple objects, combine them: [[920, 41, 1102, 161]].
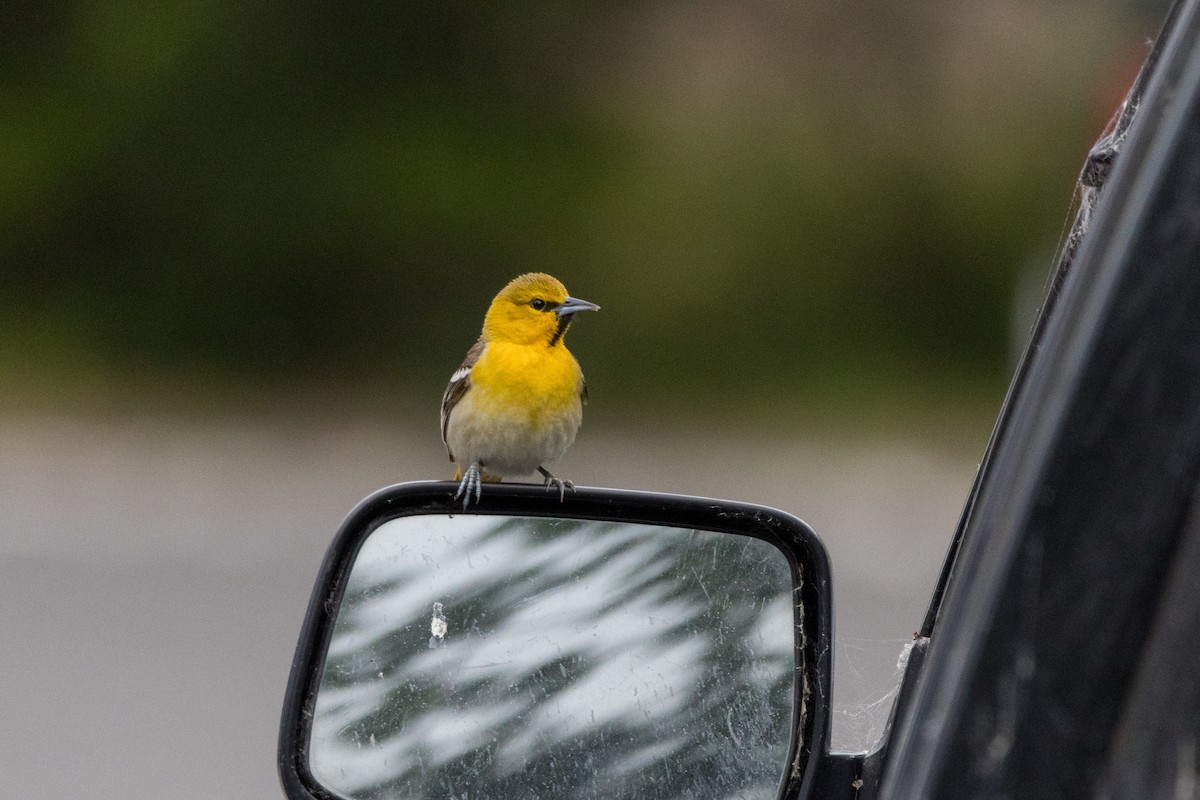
[[867, 0, 1200, 797]]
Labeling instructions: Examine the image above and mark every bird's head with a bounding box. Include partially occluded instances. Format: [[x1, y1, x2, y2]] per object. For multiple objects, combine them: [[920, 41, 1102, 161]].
[[482, 272, 599, 346]]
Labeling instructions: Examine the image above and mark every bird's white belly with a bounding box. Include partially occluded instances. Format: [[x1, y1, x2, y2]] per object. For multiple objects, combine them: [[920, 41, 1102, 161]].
[[445, 391, 582, 478]]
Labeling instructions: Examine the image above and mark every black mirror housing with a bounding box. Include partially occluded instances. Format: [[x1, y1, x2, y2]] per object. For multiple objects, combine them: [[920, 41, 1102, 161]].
[[279, 482, 833, 800]]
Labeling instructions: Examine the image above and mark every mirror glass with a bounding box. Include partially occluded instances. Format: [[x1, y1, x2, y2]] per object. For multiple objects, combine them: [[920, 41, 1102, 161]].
[[310, 514, 798, 800]]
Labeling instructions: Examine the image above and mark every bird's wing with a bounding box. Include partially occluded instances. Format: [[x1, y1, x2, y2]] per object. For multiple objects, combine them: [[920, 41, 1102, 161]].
[[440, 338, 486, 460], [577, 354, 588, 406]]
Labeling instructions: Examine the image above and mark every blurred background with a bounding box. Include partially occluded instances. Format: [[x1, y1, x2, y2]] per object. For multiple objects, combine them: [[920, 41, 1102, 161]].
[[0, 0, 1170, 797]]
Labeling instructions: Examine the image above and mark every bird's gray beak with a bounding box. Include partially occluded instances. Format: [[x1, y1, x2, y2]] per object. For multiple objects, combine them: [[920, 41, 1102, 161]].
[[557, 296, 600, 316]]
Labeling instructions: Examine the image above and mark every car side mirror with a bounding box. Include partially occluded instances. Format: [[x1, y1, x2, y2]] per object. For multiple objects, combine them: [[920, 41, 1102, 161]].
[[279, 482, 832, 800]]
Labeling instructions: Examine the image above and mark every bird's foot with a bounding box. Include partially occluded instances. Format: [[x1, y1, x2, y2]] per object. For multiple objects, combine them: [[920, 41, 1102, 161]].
[[538, 467, 575, 502], [454, 462, 484, 509]]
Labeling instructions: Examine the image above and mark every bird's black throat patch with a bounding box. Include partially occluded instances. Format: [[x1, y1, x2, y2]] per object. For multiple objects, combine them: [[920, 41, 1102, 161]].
[[548, 315, 571, 347]]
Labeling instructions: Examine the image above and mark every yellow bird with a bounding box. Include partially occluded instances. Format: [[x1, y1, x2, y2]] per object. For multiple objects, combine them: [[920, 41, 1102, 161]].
[[440, 273, 599, 508]]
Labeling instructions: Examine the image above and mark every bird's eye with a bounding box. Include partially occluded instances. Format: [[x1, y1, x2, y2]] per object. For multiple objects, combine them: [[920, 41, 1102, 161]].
[[530, 298, 547, 310]]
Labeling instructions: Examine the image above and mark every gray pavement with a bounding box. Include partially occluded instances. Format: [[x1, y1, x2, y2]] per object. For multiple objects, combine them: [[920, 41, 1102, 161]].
[[0, 414, 979, 798]]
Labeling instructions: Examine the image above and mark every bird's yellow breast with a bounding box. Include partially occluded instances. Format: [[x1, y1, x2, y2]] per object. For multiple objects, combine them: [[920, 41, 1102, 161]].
[[470, 341, 583, 424]]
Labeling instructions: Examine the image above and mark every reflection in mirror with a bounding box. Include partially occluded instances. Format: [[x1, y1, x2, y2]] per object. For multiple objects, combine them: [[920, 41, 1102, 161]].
[[310, 515, 798, 800]]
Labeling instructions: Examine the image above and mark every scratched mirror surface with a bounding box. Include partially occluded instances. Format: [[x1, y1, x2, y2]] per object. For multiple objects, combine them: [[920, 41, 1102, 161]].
[[310, 514, 798, 800]]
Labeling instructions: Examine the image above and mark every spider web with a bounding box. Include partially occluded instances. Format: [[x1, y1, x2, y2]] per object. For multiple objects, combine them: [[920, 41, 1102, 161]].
[[829, 637, 914, 752]]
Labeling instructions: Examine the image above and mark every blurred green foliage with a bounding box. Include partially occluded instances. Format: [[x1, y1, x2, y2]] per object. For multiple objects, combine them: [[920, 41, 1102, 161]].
[[0, 0, 1165, 418]]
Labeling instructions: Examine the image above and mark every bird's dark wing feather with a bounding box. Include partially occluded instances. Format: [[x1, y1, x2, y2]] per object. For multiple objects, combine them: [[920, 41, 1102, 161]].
[[440, 338, 485, 460]]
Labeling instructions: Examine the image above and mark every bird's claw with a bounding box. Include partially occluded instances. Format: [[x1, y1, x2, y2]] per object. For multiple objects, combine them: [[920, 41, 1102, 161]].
[[538, 467, 574, 502], [454, 463, 484, 509]]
